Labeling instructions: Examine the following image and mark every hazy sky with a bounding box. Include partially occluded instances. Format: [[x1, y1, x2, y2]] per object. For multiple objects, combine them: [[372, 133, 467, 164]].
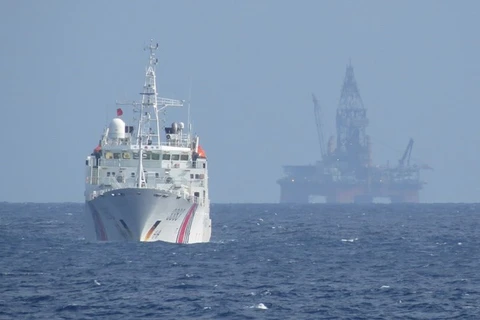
[[1, 0, 479, 203]]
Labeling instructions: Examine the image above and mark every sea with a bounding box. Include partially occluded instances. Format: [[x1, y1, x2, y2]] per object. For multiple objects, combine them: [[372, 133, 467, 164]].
[[0, 202, 479, 319]]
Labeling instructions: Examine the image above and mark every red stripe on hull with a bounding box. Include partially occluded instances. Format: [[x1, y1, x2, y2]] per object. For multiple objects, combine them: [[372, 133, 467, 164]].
[[176, 204, 197, 243]]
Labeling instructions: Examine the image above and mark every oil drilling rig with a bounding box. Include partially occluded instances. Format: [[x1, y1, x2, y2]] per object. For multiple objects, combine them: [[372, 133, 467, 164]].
[[277, 63, 431, 203]]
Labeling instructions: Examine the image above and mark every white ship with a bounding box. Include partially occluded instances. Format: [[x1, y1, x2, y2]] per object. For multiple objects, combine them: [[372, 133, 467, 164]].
[[84, 40, 211, 243]]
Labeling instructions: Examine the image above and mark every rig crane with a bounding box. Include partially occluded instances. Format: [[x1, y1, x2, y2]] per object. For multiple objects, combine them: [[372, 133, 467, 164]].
[[398, 138, 414, 167]]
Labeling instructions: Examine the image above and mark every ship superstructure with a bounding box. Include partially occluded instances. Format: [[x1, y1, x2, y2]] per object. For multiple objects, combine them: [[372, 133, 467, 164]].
[[84, 40, 211, 243]]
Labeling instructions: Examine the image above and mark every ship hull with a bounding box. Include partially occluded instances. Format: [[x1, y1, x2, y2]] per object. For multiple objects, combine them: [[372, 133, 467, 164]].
[[84, 188, 211, 243]]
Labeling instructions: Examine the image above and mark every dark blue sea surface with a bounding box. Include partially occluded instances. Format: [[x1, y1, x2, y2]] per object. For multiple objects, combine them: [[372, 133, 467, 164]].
[[0, 202, 479, 319]]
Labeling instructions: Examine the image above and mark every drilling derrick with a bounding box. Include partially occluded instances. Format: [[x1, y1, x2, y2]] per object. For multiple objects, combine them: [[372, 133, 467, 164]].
[[277, 62, 429, 204], [334, 63, 371, 178]]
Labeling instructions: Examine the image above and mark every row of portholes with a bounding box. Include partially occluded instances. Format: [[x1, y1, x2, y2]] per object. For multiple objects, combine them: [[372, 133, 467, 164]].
[[106, 171, 124, 183]]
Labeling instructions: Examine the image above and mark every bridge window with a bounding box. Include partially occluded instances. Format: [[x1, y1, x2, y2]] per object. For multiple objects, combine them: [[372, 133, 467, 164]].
[[122, 152, 131, 159], [162, 154, 170, 160], [172, 154, 180, 161], [131, 172, 135, 177], [113, 153, 121, 159], [107, 172, 111, 177], [105, 152, 113, 159], [152, 153, 160, 160], [180, 154, 189, 161], [133, 152, 151, 159]]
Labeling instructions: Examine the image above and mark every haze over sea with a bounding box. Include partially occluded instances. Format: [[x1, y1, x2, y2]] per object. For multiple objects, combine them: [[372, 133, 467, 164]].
[[1, 202, 479, 319]]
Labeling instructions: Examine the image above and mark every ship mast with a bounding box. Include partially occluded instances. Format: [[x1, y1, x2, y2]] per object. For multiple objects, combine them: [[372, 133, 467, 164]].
[[137, 115, 145, 188], [132, 40, 159, 188], [137, 40, 161, 145], [117, 39, 188, 188]]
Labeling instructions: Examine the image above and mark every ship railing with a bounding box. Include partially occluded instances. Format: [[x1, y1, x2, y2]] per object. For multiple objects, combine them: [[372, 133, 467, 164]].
[[93, 175, 204, 196], [160, 133, 191, 148], [97, 159, 177, 168], [127, 176, 198, 189], [103, 138, 131, 147], [97, 177, 128, 190], [97, 159, 202, 170], [97, 159, 125, 167]]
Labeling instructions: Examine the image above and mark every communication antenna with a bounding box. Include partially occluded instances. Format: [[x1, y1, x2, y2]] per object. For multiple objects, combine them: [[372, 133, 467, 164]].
[[188, 76, 193, 139], [144, 39, 159, 55]]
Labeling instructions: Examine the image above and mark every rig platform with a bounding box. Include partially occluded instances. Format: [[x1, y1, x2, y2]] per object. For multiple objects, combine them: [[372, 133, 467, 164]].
[[277, 63, 431, 204]]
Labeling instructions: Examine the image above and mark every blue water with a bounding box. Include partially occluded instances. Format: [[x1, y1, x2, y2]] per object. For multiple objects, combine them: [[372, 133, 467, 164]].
[[0, 203, 479, 319]]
